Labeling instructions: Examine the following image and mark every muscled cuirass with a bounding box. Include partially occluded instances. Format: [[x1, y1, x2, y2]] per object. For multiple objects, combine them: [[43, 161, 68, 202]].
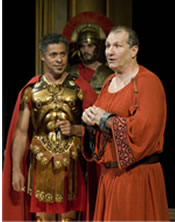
[[22, 74, 84, 203], [30, 76, 83, 160], [31, 76, 82, 130]]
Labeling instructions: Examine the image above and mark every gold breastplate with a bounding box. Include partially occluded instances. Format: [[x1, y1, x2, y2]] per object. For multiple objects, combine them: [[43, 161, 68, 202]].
[[31, 76, 82, 130], [23, 75, 83, 168], [24, 75, 84, 203]]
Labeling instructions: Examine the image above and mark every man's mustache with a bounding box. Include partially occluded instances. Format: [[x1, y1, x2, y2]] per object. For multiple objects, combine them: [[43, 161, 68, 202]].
[[82, 53, 91, 57]]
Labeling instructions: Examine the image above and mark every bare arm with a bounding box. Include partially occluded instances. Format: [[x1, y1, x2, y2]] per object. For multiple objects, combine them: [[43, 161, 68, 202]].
[[12, 104, 30, 192], [71, 124, 82, 137]]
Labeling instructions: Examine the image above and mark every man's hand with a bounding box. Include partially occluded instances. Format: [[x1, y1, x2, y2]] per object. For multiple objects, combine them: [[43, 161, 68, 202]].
[[12, 169, 25, 192], [57, 120, 72, 136], [82, 106, 106, 126], [82, 106, 96, 126]]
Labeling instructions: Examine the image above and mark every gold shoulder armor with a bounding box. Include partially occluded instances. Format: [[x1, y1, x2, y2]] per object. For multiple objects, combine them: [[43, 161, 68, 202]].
[[20, 86, 32, 110], [90, 64, 113, 94], [77, 88, 84, 101]]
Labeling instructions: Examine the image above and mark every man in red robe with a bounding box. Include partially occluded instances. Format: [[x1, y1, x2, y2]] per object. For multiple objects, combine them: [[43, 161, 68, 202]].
[[82, 26, 169, 221], [3, 33, 96, 221]]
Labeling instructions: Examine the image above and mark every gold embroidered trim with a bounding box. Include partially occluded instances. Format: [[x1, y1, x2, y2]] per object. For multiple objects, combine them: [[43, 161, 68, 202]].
[[35, 190, 76, 203]]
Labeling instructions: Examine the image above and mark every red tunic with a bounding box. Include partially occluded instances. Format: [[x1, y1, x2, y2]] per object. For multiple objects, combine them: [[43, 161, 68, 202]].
[[2, 74, 97, 221], [83, 65, 169, 221]]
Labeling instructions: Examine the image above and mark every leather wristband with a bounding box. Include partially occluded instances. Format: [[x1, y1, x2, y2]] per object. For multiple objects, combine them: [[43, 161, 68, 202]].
[[99, 112, 115, 134]]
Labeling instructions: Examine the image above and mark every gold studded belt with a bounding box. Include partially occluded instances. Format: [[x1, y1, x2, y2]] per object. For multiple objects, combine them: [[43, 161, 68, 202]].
[[30, 135, 80, 169]]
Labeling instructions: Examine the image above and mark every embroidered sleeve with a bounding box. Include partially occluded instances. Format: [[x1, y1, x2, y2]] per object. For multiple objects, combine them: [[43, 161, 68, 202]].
[[112, 116, 136, 169]]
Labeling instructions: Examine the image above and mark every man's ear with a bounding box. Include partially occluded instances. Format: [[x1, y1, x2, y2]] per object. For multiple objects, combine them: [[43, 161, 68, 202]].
[[131, 45, 139, 58], [40, 52, 45, 62]]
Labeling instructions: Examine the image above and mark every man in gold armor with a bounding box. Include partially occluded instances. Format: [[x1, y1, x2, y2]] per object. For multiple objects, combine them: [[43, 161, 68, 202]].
[[2, 33, 96, 221]]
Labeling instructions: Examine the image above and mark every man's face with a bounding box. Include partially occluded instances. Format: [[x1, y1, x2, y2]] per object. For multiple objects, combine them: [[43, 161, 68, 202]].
[[40, 43, 68, 76], [79, 42, 96, 64], [105, 30, 138, 72]]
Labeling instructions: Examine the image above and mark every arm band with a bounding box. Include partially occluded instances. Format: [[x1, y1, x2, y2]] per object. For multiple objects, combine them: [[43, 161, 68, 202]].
[[99, 112, 115, 134]]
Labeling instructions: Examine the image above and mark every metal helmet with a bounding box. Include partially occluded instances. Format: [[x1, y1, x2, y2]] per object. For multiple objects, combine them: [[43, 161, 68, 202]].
[[62, 12, 114, 64], [77, 27, 100, 45], [76, 26, 101, 64]]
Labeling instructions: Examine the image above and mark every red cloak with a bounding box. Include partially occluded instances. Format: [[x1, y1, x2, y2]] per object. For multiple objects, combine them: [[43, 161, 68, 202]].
[[2, 74, 97, 221]]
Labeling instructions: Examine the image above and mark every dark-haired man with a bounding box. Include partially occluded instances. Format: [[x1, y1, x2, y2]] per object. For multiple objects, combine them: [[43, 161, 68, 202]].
[[3, 33, 96, 221], [68, 26, 113, 95]]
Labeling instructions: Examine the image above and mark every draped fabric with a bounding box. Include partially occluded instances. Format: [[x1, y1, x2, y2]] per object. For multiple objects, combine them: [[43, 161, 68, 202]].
[[83, 65, 169, 221], [2, 75, 40, 221]]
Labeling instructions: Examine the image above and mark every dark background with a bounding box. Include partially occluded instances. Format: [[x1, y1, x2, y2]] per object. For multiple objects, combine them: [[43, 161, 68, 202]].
[[2, 1, 175, 207], [132, 1, 174, 208]]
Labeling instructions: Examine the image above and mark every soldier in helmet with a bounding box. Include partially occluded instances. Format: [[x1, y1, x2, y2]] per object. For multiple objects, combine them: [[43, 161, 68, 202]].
[[68, 25, 113, 95]]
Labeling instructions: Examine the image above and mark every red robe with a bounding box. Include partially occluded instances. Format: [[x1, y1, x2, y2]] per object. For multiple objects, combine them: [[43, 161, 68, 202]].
[[83, 65, 169, 221], [2, 74, 97, 221]]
